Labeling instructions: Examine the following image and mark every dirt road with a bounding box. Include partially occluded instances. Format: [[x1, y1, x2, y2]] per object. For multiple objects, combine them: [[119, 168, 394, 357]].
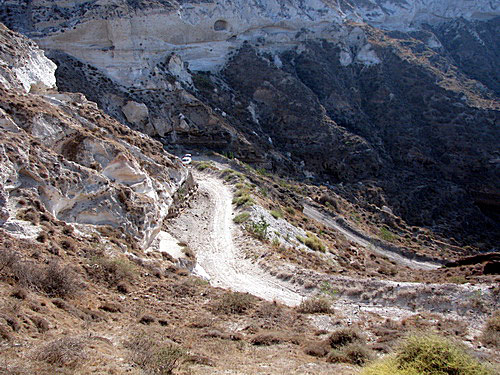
[[302, 204, 441, 270], [168, 173, 303, 306]]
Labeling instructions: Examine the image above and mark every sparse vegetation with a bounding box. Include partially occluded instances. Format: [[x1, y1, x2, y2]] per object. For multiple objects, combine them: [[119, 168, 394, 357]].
[[233, 212, 251, 224], [232, 193, 255, 207], [212, 292, 255, 315], [256, 168, 269, 176], [296, 232, 326, 252], [328, 327, 360, 344], [193, 160, 216, 171], [481, 310, 500, 348], [327, 342, 373, 365], [319, 281, 338, 298], [297, 296, 333, 314], [362, 334, 493, 375], [33, 337, 86, 368], [379, 227, 396, 242], [1, 252, 80, 299], [126, 332, 187, 375], [245, 217, 270, 241], [87, 256, 136, 287], [270, 209, 283, 219]]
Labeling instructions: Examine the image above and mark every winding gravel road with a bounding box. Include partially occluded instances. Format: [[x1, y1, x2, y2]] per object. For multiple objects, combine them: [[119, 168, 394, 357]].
[[169, 174, 303, 306], [302, 204, 441, 270]]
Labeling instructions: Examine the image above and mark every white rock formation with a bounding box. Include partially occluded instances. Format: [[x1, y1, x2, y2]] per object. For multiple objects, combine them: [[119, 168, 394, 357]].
[[122, 100, 149, 126], [0, 24, 189, 249], [7, 0, 494, 89], [0, 25, 57, 93]]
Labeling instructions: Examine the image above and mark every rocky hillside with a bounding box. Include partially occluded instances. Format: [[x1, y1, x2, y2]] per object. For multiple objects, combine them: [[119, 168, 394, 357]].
[[1, 0, 498, 248], [0, 17, 499, 375], [0, 23, 190, 250]]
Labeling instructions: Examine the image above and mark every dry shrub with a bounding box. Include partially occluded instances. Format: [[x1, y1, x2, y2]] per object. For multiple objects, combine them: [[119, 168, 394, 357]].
[[187, 315, 214, 329], [0, 248, 18, 273], [481, 310, 500, 348], [250, 331, 300, 346], [10, 287, 28, 300], [326, 343, 373, 365], [297, 296, 333, 314], [33, 337, 86, 368], [126, 332, 186, 375], [10, 259, 79, 298], [30, 315, 50, 333], [212, 292, 255, 315], [87, 256, 136, 286], [139, 315, 156, 325], [0, 324, 12, 341], [185, 354, 215, 367], [99, 302, 122, 313], [0, 313, 20, 332], [38, 261, 80, 298], [201, 329, 242, 341], [254, 301, 295, 329], [327, 327, 364, 348], [304, 341, 331, 357]]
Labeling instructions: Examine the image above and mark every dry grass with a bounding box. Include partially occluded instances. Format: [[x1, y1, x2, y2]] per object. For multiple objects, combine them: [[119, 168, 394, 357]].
[[481, 310, 500, 348], [296, 296, 333, 314], [212, 291, 255, 315], [33, 337, 86, 368]]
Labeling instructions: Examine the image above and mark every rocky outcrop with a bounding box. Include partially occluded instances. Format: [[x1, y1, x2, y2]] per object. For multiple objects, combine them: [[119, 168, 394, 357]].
[[1, 1, 497, 85], [0, 23, 56, 93], [0, 23, 189, 249], [0, 2, 497, 247]]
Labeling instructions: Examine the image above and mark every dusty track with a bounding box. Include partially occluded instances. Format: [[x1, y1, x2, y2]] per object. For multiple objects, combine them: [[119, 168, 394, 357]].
[[168, 173, 303, 306], [303, 204, 441, 270]]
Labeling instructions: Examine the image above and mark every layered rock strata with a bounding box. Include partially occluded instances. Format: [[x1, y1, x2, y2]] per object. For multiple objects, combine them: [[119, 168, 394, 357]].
[[0, 23, 189, 249]]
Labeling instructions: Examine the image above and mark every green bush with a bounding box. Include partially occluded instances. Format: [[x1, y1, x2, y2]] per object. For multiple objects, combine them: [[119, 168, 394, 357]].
[[245, 217, 270, 241], [362, 334, 493, 375], [297, 233, 326, 252], [379, 227, 396, 242], [193, 161, 216, 171], [232, 194, 254, 207], [233, 212, 251, 224], [270, 209, 283, 219]]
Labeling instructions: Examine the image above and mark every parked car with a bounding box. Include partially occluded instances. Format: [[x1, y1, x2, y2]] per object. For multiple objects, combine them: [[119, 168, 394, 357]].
[[181, 154, 192, 165]]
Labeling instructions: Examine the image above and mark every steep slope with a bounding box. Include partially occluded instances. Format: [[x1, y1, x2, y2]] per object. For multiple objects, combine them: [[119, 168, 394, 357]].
[[0, 23, 189, 249], [1, 1, 498, 248], [0, 21, 498, 375]]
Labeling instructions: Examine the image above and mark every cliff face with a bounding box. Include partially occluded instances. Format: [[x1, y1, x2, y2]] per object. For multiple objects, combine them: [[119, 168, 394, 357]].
[[0, 23, 189, 250], [0, 1, 498, 246], [0, 0, 497, 83]]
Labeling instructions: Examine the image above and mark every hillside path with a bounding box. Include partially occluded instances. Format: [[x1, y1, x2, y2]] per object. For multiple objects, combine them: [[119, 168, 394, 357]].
[[168, 172, 303, 306], [303, 204, 440, 270]]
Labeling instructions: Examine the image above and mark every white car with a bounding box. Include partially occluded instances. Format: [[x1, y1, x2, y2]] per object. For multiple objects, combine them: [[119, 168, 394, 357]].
[[181, 154, 192, 165]]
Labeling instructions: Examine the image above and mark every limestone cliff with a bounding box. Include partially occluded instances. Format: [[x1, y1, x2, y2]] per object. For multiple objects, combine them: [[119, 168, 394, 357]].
[[0, 23, 189, 250]]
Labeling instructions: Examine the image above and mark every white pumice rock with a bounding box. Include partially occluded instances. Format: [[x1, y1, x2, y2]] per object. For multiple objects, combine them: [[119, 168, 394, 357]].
[[20, 1, 496, 88]]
